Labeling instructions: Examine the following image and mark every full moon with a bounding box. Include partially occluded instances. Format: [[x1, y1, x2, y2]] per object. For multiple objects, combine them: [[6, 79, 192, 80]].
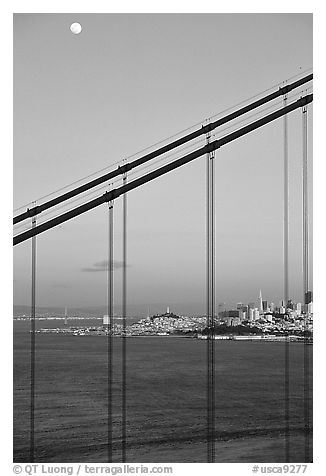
[[70, 23, 82, 35]]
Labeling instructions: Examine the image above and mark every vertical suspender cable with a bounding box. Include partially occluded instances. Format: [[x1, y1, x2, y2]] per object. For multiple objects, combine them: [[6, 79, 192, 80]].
[[302, 105, 310, 461], [283, 96, 290, 310], [30, 211, 37, 462], [302, 106, 309, 302], [206, 130, 211, 463], [283, 94, 290, 462], [122, 171, 127, 462], [210, 141, 216, 463], [206, 128, 215, 463], [107, 200, 114, 462]]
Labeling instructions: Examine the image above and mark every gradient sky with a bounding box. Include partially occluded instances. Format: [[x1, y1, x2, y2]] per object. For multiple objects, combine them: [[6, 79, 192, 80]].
[[13, 13, 313, 315]]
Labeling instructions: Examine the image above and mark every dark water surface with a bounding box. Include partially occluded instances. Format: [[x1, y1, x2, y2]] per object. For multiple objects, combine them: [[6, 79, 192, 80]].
[[13, 320, 312, 463]]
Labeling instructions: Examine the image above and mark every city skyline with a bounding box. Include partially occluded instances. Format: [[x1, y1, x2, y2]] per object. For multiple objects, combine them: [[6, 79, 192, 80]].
[[13, 287, 313, 319]]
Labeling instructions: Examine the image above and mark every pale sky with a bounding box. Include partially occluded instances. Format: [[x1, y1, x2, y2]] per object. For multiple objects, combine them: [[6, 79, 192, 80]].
[[13, 13, 313, 314]]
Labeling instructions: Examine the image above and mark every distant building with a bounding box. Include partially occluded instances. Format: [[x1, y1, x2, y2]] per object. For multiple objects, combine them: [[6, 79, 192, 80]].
[[249, 308, 255, 321], [259, 290, 263, 313], [305, 291, 313, 304], [262, 300, 268, 312], [239, 311, 246, 322], [228, 310, 240, 318], [103, 315, 109, 325], [231, 317, 241, 326]]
